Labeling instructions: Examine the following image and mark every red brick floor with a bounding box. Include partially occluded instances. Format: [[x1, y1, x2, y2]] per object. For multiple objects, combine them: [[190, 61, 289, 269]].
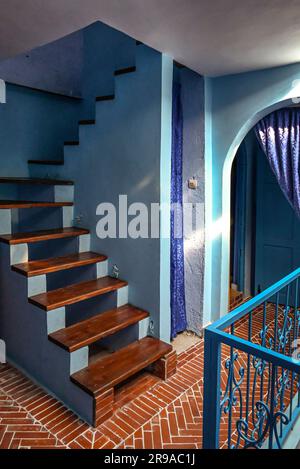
[[0, 341, 203, 449], [0, 304, 294, 449]]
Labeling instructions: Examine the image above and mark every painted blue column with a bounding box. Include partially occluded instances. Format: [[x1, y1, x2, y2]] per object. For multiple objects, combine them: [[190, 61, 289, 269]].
[[159, 54, 173, 343], [203, 327, 221, 449]]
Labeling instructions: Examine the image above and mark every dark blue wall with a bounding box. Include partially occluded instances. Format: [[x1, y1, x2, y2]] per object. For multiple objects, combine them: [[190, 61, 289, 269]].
[[0, 21, 136, 116], [53, 45, 165, 338], [0, 83, 82, 198], [82, 22, 136, 118], [0, 30, 83, 98]]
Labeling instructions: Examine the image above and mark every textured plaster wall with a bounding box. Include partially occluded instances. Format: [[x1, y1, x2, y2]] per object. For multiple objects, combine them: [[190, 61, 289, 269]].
[[0, 30, 83, 97], [180, 69, 205, 335], [0, 20, 136, 107]]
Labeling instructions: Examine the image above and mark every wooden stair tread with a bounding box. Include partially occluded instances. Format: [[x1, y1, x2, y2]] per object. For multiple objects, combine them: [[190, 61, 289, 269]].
[[0, 200, 73, 209], [79, 120, 95, 125], [71, 337, 172, 395], [96, 95, 115, 102], [114, 66, 136, 76], [0, 227, 89, 245], [49, 305, 149, 352], [0, 177, 73, 186], [28, 160, 64, 165], [12, 251, 106, 277], [64, 141, 79, 146], [29, 276, 128, 311]]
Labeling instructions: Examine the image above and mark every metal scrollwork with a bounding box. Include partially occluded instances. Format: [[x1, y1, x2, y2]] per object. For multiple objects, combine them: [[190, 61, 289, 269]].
[[220, 351, 245, 448], [237, 401, 270, 449], [277, 306, 293, 354]]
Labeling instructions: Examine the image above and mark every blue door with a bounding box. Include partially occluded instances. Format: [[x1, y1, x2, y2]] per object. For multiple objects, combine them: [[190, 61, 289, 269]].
[[254, 142, 300, 296]]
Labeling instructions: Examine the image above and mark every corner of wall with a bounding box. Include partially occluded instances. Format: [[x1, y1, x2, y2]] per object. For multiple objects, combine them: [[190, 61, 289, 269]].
[[159, 54, 173, 343], [203, 77, 213, 327], [0, 79, 6, 103]]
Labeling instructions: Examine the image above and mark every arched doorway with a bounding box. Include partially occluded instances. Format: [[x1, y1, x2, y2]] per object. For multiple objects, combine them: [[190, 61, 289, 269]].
[[229, 118, 300, 309], [220, 99, 300, 316]]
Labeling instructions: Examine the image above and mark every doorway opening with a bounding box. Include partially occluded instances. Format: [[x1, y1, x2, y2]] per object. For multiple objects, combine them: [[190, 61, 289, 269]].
[[229, 109, 300, 310]]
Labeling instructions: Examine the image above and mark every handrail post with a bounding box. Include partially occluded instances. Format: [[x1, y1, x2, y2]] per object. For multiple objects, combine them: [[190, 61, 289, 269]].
[[203, 328, 221, 449]]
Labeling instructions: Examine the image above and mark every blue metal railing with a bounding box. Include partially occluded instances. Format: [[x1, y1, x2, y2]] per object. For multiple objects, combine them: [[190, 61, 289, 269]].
[[203, 268, 300, 449]]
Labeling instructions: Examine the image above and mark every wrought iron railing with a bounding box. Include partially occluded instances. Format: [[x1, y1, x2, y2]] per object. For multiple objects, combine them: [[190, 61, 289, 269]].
[[203, 268, 300, 449]]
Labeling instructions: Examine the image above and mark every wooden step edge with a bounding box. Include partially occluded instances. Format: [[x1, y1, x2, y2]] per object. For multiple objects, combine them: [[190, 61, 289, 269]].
[[12, 252, 107, 277], [48, 305, 149, 352], [114, 66, 136, 76], [0, 227, 89, 245], [79, 120, 95, 126], [64, 141, 79, 146], [96, 95, 115, 102], [70, 337, 173, 397], [28, 277, 128, 311], [0, 177, 74, 186], [28, 160, 64, 166], [0, 200, 73, 209]]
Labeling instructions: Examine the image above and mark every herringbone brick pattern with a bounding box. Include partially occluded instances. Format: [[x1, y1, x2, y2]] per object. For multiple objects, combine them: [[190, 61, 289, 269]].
[[0, 305, 294, 449], [0, 340, 204, 449]]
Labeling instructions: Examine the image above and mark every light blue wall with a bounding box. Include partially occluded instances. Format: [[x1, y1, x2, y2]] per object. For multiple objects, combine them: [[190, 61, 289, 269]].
[[206, 62, 300, 323]]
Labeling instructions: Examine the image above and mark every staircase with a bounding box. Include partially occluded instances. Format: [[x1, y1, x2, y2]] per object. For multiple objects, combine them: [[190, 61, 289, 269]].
[[0, 51, 176, 427]]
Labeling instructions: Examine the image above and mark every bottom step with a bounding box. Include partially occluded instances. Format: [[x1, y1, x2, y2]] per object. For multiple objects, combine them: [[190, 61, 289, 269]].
[[71, 337, 176, 426]]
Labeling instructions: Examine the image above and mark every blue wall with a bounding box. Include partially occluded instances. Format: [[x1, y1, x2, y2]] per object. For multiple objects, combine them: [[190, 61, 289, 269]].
[[174, 67, 205, 335], [205, 62, 300, 324], [51, 45, 171, 340], [0, 30, 83, 98], [0, 20, 136, 112], [0, 83, 81, 182], [81, 22, 136, 118], [0, 25, 173, 341]]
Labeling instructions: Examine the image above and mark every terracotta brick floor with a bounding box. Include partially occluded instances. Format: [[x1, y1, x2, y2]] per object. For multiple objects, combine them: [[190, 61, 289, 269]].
[[0, 304, 296, 449], [0, 341, 203, 449]]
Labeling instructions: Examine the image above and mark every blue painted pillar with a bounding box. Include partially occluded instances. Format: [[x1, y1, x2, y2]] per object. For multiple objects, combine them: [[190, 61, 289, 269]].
[[203, 327, 221, 449], [159, 54, 173, 343]]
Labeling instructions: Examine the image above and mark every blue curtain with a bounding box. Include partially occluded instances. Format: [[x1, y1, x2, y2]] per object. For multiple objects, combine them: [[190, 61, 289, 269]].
[[171, 82, 187, 339], [255, 108, 300, 218]]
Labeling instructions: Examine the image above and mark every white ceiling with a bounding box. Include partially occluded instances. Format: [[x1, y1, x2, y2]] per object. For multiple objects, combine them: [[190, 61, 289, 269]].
[[1, 0, 300, 76]]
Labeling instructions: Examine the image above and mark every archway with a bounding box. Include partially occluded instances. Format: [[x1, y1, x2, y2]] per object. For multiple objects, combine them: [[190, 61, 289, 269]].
[[220, 98, 299, 315]]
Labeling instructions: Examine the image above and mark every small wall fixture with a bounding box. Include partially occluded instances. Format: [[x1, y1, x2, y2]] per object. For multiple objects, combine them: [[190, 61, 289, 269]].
[[188, 177, 198, 190]]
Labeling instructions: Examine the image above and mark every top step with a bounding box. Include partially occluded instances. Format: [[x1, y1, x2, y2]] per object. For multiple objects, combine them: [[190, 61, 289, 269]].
[[71, 337, 172, 395], [0, 200, 73, 209], [0, 177, 73, 186]]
